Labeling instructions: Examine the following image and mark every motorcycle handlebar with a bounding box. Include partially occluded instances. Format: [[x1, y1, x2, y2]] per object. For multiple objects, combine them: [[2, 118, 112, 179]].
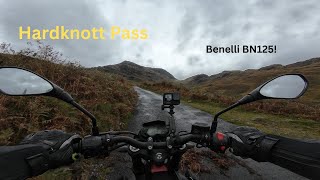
[[74, 132, 230, 158], [110, 134, 203, 149]]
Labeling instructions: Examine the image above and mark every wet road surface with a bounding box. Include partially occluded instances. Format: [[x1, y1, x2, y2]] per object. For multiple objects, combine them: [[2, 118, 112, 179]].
[[125, 87, 307, 180]]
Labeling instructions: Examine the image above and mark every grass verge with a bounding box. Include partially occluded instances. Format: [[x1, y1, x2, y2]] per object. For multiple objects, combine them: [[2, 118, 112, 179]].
[[186, 100, 320, 139]]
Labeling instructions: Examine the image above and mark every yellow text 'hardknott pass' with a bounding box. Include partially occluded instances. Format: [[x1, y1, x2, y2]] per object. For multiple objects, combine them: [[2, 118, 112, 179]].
[[19, 26, 149, 40]]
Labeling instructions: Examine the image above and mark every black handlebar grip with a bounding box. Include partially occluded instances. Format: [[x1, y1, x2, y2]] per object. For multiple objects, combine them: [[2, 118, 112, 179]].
[[81, 136, 107, 158]]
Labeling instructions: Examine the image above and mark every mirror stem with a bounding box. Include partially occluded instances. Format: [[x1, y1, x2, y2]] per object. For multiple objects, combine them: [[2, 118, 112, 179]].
[[210, 102, 240, 135], [70, 101, 99, 136], [210, 94, 255, 135]]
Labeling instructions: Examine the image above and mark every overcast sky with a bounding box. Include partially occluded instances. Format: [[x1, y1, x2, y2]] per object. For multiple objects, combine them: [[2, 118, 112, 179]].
[[1, 0, 320, 79]]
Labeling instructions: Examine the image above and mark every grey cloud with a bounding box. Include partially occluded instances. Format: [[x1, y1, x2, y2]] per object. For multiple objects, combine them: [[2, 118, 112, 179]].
[[255, 0, 275, 8], [0, 0, 121, 67], [187, 55, 202, 66], [1, 0, 320, 79], [147, 59, 154, 66], [190, 0, 320, 77], [175, 8, 197, 53], [135, 53, 142, 59]]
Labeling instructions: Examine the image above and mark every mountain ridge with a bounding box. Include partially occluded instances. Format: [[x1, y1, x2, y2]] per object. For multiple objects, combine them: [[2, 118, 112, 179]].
[[182, 57, 320, 86], [96, 60, 176, 82], [97, 57, 320, 87]]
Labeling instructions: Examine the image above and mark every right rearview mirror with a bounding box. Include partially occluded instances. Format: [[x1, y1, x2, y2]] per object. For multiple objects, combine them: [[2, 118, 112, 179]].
[[259, 74, 308, 99], [237, 74, 308, 105], [211, 73, 308, 134]]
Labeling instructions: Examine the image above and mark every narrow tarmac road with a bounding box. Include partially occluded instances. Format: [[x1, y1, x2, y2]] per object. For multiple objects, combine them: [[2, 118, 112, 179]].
[[126, 87, 307, 180]]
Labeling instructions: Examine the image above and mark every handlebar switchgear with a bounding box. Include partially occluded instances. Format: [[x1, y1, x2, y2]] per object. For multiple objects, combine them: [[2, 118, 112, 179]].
[[210, 132, 230, 153], [81, 135, 108, 158]]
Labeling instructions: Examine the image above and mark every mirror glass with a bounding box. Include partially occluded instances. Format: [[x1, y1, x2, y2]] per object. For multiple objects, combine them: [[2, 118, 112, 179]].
[[260, 75, 307, 99], [0, 68, 53, 95]]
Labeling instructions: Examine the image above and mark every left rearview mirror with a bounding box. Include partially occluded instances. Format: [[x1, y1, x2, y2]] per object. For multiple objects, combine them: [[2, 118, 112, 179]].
[[0, 67, 53, 95], [0, 66, 100, 135]]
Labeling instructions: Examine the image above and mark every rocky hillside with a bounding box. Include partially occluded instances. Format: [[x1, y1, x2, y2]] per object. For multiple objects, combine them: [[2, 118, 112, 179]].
[[96, 61, 176, 82], [192, 57, 320, 104], [183, 58, 320, 95], [182, 74, 210, 86]]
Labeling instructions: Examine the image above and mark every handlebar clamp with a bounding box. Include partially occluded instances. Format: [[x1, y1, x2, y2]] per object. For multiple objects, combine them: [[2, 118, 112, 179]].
[[166, 136, 174, 149], [147, 137, 153, 150]]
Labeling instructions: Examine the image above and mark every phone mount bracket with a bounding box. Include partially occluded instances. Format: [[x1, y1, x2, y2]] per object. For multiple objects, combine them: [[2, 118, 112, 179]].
[[161, 104, 175, 116]]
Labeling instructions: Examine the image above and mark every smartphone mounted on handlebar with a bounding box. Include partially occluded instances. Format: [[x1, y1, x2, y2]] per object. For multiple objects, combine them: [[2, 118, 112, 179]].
[[163, 93, 180, 105], [161, 92, 180, 116]]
